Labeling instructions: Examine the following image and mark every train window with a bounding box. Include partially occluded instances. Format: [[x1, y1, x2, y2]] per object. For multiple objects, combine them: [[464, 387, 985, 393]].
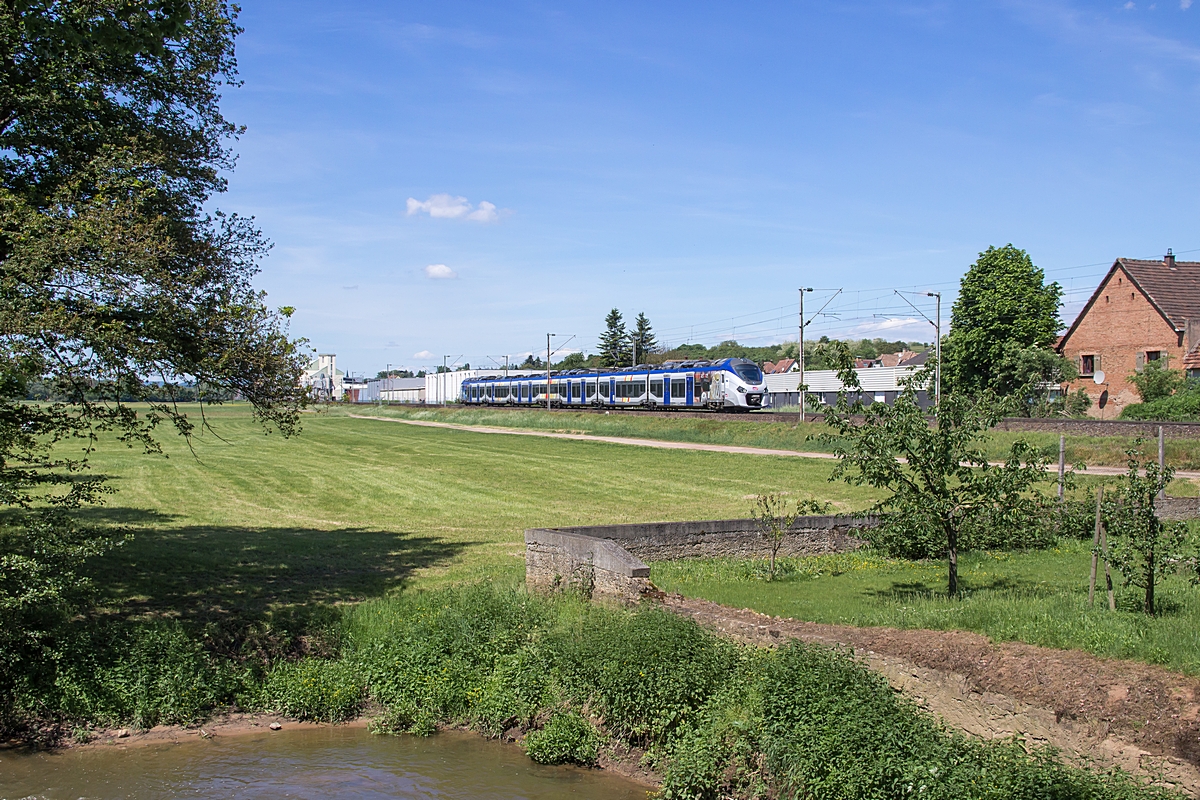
[[672, 379, 686, 399], [572, 383, 581, 399], [585, 381, 595, 399], [696, 373, 712, 392], [650, 379, 663, 398], [558, 382, 568, 398]]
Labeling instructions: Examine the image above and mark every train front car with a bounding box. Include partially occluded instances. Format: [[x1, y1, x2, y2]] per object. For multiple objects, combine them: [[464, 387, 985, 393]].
[[714, 357, 767, 410]]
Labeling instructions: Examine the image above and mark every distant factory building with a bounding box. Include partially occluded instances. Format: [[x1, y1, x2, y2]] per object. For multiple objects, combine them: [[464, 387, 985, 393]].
[[765, 365, 932, 411], [301, 354, 344, 401]]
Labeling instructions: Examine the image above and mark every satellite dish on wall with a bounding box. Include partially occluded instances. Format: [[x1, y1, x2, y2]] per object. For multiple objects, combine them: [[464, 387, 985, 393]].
[[1093, 370, 1106, 385]]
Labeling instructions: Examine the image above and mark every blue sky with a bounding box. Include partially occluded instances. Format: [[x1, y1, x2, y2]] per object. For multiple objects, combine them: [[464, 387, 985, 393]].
[[218, 1, 1200, 376]]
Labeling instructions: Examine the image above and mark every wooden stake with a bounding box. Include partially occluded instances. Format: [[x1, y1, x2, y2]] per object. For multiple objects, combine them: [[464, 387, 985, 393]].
[[1089, 486, 1102, 607], [1101, 507, 1115, 612]]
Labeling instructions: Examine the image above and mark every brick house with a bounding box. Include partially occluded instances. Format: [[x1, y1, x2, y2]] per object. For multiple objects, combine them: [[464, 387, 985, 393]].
[[1056, 251, 1200, 416]]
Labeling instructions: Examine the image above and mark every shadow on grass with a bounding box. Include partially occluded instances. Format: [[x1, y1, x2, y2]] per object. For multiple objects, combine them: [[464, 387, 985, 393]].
[[869, 575, 1052, 603], [83, 514, 471, 625]]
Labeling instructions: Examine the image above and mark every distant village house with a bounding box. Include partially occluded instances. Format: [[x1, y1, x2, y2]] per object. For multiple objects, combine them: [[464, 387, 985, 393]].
[[1057, 251, 1200, 416]]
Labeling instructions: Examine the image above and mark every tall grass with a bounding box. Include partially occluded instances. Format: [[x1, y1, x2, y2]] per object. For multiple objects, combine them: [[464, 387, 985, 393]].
[[287, 585, 1173, 799]]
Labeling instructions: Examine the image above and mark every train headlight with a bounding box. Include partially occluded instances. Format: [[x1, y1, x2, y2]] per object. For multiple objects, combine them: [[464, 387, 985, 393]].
[[736, 386, 746, 393]]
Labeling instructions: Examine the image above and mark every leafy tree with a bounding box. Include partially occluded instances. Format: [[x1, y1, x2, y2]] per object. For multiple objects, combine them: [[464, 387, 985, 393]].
[[632, 312, 657, 364], [814, 343, 1049, 595], [944, 245, 1063, 393], [1129, 359, 1185, 403], [377, 369, 415, 379], [0, 1, 305, 726], [555, 352, 587, 370], [990, 343, 1078, 417], [519, 354, 544, 369], [598, 308, 628, 367], [1106, 449, 1187, 615]]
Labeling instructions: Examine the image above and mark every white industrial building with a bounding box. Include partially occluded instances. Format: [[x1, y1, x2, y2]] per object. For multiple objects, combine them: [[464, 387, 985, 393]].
[[765, 365, 932, 410], [359, 377, 427, 404], [424, 369, 544, 405]]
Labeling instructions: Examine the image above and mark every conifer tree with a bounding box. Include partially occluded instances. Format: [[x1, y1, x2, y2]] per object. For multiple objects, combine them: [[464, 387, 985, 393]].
[[633, 312, 658, 364], [599, 308, 628, 367]]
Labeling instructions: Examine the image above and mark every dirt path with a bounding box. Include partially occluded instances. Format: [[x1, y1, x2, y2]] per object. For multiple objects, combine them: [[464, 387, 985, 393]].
[[348, 414, 1200, 480], [661, 594, 1200, 795]]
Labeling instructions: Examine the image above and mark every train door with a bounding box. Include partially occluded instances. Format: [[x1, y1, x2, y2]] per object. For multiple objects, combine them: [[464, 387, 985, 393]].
[[686, 375, 694, 405], [609, 378, 616, 405], [663, 376, 671, 406]]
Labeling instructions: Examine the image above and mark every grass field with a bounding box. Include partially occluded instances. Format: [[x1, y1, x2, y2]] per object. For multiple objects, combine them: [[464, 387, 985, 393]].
[[78, 403, 879, 627], [73, 403, 1200, 675], [352, 403, 1200, 472], [651, 541, 1200, 674]]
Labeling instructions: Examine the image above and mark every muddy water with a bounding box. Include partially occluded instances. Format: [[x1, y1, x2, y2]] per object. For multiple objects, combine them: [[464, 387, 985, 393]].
[[0, 727, 651, 799]]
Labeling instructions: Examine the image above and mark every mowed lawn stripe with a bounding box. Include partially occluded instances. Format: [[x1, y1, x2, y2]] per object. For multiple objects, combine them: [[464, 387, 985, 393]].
[[77, 405, 881, 608]]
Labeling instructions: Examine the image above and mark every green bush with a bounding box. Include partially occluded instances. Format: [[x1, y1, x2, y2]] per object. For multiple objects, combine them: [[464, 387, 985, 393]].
[[761, 640, 1169, 799], [523, 711, 600, 765], [54, 620, 234, 729], [259, 658, 362, 723], [548, 605, 736, 746], [1121, 384, 1200, 421]]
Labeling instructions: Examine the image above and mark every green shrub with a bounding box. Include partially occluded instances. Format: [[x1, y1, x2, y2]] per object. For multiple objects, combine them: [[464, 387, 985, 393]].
[[1121, 384, 1200, 421], [761, 640, 1171, 799], [54, 620, 233, 729], [548, 604, 736, 746], [259, 658, 362, 722], [471, 645, 549, 737], [523, 711, 600, 765]]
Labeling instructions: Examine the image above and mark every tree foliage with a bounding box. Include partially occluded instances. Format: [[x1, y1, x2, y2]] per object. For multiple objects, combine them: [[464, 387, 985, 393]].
[[944, 245, 1063, 394], [814, 342, 1050, 595], [598, 308, 627, 367], [990, 342, 1079, 417], [0, 0, 306, 727], [632, 312, 656, 364], [1105, 449, 1188, 615], [1129, 359, 1186, 403]]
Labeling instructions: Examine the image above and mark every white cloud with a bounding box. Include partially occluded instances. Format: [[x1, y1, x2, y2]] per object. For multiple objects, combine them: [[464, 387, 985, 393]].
[[406, 193, 504, 222], [413, 350, 435, 360], [424, 264, 458, 280], [1124, 1, 1135, 9], [1183, 0, 1193, 9], [466, 201, 498, 222]]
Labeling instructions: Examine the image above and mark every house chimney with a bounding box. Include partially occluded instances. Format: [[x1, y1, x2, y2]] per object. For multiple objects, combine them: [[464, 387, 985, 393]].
[[1166, 248, 1176, 269]]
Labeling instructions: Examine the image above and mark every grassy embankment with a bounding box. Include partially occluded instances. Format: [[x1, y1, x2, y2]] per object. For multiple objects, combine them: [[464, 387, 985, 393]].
[[69, 404, 1200, 684], [7, 401, 1192, 795], [352, 403, 1200, 472]]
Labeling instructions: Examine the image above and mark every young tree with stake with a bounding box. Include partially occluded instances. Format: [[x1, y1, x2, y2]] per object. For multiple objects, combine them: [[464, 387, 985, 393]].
[[815, 343, 1049, 596]]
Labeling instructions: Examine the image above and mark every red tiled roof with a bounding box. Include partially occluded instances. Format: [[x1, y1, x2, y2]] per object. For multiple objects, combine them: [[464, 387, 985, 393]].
[[1117, 258, 1200, 329], [1058, 256, 1200, 351], [1184, 344, 1200, 371]]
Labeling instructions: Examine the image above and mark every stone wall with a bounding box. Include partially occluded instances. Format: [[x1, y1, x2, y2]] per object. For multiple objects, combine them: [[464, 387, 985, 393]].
[[524, 528, 655, 602], [525, 515, 875, 602]]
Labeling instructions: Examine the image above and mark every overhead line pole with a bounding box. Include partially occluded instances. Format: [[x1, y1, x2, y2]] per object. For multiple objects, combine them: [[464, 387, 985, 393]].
[[546, 334, 554, 410], [927, 292, 941, 406], [799, 288, 812, 417]]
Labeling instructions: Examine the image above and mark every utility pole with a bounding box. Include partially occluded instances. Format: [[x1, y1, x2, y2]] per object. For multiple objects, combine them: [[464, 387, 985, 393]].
[[926, 292, 942, 406], [799, 287, 812, 417], [546, 333, 554, 410]]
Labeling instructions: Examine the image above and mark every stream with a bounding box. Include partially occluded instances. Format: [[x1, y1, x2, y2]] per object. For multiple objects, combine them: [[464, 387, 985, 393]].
[[0, 726, 651, 799]]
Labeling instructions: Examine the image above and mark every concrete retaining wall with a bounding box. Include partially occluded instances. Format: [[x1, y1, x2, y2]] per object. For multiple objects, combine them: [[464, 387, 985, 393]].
[[525, 514, 876, 602]]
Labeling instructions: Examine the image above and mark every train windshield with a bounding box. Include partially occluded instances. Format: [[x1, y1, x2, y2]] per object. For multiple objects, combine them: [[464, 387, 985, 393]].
[[732, 363, 763, 384]]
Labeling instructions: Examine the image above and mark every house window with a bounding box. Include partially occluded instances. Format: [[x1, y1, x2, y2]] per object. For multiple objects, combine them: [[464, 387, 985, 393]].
[[1079, 355, 1096, 376], [1146, 351, 1162, 362]]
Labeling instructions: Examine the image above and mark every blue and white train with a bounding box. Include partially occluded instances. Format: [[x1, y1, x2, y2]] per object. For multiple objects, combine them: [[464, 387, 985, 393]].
[[459, 358, 768, 411]]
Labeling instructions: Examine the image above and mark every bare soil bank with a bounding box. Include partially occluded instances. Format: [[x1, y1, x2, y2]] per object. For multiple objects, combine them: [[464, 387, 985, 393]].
[[664, 594, 1200, 796]]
